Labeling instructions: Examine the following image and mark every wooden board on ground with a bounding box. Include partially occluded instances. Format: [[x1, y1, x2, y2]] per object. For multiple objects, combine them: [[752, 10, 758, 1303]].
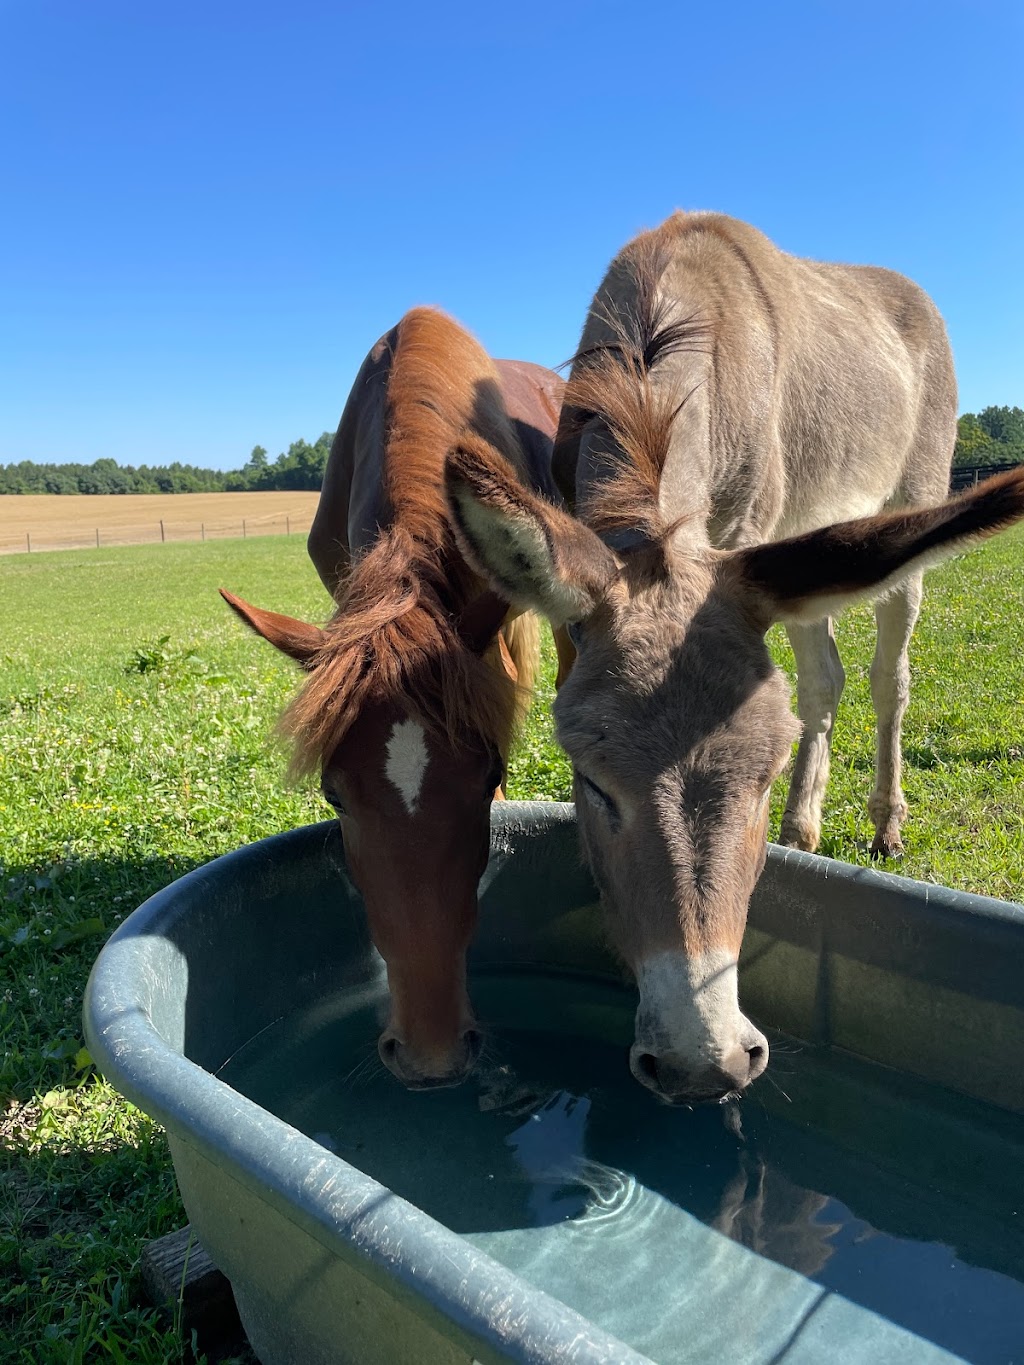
[[141, 1224, 258, 1363], [0, 491, 321, 554]]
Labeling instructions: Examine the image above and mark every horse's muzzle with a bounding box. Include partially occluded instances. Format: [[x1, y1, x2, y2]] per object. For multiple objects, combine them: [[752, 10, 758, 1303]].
[[378, 1026, 483, 1090]]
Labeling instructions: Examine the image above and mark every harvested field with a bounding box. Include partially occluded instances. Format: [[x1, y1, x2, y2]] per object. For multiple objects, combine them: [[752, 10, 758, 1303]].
[[0, 491, 322, 554]]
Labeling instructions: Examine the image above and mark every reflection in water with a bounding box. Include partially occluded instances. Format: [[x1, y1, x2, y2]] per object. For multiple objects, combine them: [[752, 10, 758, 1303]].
[[499, 1089, 642, 1231], [712, 1154, 840, 1279], [220, 977, 1024, 1365]]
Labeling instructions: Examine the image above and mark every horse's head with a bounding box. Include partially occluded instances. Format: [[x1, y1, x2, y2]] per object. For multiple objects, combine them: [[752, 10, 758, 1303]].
[[220, 584, 518, 1090], [446, 441, 1024, 1105], [322, 698, 498, 1087]]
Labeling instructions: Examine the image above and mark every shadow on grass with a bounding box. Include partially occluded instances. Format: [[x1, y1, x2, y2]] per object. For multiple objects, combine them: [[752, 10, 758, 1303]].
[[1, 850, 256, 1363], [903, 741, 1024, 770]]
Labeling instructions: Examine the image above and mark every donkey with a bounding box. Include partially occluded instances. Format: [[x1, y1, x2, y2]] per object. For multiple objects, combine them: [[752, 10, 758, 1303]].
[[445, 212, 1024, 1105], [222, 307, 566, 1089]]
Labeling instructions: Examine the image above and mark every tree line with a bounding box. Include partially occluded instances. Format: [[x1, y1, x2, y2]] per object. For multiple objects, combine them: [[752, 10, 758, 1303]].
[[0, 434, 334, 495], [0, 407, 1021, 495], [951, 405, 1024, 469]]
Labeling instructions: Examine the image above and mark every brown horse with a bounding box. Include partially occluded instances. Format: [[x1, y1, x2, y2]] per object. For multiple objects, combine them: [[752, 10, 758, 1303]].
[[445, 212, 1024, 1105], [222, 307, 566, 1089]]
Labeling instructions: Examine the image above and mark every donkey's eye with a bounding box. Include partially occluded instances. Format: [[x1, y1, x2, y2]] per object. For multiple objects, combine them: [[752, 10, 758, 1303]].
[[578, 772, 617, 817]]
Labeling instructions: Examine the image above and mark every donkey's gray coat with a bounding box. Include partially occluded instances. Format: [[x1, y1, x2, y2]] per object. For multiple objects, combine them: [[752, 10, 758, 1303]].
[[446, 211, 1024, 1104], [556, 211, 958, 860]]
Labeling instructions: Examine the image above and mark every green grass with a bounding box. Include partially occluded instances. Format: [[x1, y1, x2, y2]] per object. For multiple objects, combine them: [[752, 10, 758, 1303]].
[[1, 528, 1023, 1360]]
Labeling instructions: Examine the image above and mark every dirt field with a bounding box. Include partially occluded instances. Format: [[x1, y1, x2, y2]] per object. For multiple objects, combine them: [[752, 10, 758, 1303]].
[[0, 491, 322, 554]]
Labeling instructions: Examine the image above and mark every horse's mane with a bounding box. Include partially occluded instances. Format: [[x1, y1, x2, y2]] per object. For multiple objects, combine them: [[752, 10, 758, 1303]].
[[282, 308, 525, 777], [561, 221, 712, 546]]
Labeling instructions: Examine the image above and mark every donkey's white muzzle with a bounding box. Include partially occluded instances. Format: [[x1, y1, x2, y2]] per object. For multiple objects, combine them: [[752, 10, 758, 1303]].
[[631, 950, 769, 1102]]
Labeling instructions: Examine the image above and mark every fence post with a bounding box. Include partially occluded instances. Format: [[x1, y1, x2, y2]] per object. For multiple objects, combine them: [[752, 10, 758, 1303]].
[[286, 515, 290, 536], [974, 470, 979, 487], [96, 528, 100, 548], [26, 532, 31, 553], [201, 522, 205, 543], [243, 519, 246, 539], [160, 519, 166, 543]]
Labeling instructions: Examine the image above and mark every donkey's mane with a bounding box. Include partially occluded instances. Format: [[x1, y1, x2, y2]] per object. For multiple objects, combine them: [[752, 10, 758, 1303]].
[[562, 226, 712, 545], [282, 308, 524, 776]]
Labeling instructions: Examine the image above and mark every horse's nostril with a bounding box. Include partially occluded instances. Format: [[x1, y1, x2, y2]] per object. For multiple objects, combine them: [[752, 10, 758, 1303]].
[[462, 1028, 483, 1062], [379, 1035, 400, 1064], [635, 1051, 660, 1085]]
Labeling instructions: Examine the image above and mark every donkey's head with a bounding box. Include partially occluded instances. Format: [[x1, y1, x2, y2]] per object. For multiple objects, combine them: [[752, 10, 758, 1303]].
[[220, 565, 518, 1091], [446, 439, 1024, 1104]]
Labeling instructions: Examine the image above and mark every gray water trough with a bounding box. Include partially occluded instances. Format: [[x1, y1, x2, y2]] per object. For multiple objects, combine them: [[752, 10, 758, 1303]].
[[84, 803, 1024, 1364]]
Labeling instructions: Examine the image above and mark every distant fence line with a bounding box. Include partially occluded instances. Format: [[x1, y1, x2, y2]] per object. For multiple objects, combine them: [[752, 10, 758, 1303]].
[[1, 463, 1018, 556], [0, 513, 313, 557], [949, 461, 1022, 493]]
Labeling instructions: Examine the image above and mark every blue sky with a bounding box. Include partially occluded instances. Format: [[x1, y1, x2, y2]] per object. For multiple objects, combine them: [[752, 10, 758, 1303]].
[[1, 0, 1021, 470]]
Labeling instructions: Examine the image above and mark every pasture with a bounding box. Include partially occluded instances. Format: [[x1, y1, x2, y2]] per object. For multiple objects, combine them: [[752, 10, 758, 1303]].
[[0, 491, 321, 555], [2, 529, 1023, 1361]]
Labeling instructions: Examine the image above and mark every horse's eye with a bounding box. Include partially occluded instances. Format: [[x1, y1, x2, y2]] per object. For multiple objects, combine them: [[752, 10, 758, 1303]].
[[322, 788, 345, 815], [578, 771, 618, 819]]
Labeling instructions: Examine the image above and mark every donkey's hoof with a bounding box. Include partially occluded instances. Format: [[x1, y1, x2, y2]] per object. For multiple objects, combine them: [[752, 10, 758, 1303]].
[[778, 821, 820, 854], [870, 830, 904, 860]]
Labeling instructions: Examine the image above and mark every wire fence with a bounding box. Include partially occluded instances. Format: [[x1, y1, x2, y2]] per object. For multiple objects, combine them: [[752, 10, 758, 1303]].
[[0, 512, 314, 556], [2, 463, 1018, 556]]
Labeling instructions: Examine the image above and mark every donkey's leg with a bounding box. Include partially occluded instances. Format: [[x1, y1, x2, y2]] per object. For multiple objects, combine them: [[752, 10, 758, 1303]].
[[867, 573, 923, 858], [779, 618, 846, 852]]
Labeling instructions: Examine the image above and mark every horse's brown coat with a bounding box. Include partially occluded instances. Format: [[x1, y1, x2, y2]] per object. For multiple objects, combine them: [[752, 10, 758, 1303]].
[[224, 308, 566, 1088]]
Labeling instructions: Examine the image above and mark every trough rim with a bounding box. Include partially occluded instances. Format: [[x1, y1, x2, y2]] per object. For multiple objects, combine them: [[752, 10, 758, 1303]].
[[83, 802, 1024, 1363]]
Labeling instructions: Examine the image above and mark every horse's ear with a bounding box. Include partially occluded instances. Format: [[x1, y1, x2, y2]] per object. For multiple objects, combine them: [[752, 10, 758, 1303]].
[[219, 589, 325, 667], [731, 468, 1024, 627], [445, 434, 617, 626]]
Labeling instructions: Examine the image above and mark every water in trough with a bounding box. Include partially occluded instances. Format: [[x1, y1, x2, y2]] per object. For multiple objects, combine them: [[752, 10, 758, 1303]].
[[219, 971, 1024, 1364]]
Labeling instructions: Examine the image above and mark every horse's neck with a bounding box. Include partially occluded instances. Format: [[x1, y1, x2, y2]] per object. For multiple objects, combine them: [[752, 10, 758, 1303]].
[[323, 348, 564, 591]]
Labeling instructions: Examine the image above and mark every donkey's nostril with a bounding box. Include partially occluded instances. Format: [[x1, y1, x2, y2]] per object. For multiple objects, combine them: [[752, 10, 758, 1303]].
[[745, 1039, 769, 1080], [462, 1027, 483, 1062], [634, 1051, 660, 1085]]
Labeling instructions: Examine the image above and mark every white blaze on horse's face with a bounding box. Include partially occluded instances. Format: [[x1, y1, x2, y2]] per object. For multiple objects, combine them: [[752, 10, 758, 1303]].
[[385, 719, 430, 816]]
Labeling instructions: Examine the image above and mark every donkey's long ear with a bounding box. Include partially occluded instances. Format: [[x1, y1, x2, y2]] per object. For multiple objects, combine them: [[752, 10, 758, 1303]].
[[733, 468, 1024, 627], [219, 589, 325, 667], [445, 434, 618, 625]]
